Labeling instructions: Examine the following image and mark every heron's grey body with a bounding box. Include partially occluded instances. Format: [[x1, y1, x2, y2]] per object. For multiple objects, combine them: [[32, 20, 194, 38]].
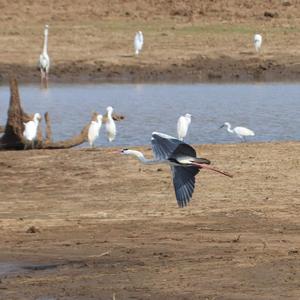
[[151, 132, 211, 207]]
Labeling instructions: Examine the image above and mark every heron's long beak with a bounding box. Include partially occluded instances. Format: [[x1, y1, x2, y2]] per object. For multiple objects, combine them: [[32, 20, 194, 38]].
[[219, 124, 225, 129], [192, 162, 233, 178]]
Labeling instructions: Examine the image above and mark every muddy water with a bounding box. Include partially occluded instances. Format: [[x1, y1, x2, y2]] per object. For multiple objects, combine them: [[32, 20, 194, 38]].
[[0, 83, 299, 146]]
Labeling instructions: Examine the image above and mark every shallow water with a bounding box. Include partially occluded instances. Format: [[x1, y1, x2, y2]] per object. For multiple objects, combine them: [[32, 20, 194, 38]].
[[0, 83, 299, 146]]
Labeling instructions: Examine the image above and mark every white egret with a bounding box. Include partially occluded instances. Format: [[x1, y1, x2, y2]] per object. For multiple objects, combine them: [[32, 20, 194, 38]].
[[39, 24, 50, 88], [254, 34, 262, 52], [105, 106, 116, 142], [88, 114, 103, 148], [177, 113, 192, 141], [134, 31, 144, 56], [220, 122, 255, 141], [23, 113, 41, 149], [121, 132, 232, 207]]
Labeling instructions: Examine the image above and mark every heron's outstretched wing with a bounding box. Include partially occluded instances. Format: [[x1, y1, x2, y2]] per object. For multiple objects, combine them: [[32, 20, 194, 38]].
[[151, 132, 182, 160], [171, 166, 199, 207], [151, 132, 196, 160]]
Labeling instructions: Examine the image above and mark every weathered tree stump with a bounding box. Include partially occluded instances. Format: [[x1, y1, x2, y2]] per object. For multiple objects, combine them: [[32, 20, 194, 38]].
[[0, 78, 31, 149]]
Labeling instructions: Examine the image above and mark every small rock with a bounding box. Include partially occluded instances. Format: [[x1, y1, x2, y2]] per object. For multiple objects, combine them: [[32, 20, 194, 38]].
[[264, 11, 279, 18], [26, 226, 40, 233]]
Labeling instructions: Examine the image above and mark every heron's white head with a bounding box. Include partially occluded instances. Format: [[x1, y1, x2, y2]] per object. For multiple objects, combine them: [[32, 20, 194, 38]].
[[120, 148, 142, 156], [185, 113, 192, 119], [120, 148, 130, 155], [106, 106, 114, 113], [138, 31, 143, 35], [96, 114, 103, 123]]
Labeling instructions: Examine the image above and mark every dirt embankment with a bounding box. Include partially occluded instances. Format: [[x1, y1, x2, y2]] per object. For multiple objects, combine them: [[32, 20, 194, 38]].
[[0, 0, 300, 83], [0, 142, 299, 299]]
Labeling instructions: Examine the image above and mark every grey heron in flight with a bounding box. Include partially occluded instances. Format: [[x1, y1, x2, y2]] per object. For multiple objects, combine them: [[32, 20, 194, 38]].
[[121, 132, 232, 207]]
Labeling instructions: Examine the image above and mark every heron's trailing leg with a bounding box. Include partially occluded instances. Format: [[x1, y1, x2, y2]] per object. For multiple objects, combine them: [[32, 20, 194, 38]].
[[192, 162, 233, 178]]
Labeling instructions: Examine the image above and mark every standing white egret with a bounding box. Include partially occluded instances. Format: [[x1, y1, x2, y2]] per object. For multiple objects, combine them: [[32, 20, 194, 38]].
[[105, 106, 116, 142], [177, 113, 192, 141], [254, 34, 262, 52], [121, 132, 232, 207], [88, 114, 103, 148], [134, 31, 144, 56], [220, 122, 255, 141], [39, 24, 50, 88], [23, 113, 41, 149]]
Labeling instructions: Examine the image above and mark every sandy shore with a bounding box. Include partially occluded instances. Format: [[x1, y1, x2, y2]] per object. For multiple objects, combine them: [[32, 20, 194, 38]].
[[0, 0, 300, 83], [0, 1, 300, 298], [0, 142, 299, 299]]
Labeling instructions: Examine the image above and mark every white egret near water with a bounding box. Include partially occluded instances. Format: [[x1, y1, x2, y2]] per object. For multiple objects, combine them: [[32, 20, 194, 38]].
[[105, 106, 116, 142], [39, 24, 50, 88], [177, 113, 192, 141], [134, 31, 144, 56], [220, 122, 255, 141], [88, 114, 103, 148], [121, 132, 232, 207], [23, 113, 41, 149], [254, 34, 262, 52]]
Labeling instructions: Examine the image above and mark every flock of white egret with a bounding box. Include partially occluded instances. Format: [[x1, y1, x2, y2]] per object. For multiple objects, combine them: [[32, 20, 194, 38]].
[[25, 24, 257, 148]]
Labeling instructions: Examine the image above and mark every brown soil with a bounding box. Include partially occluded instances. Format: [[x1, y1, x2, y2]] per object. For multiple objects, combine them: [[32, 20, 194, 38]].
[[0, 142, 299, 299], [0, 0, 300, 83]]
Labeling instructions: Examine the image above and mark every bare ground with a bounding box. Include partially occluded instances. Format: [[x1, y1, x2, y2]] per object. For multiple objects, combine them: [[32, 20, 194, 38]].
[[0, 141, 299, 299], [0, 0, 300, 83]]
